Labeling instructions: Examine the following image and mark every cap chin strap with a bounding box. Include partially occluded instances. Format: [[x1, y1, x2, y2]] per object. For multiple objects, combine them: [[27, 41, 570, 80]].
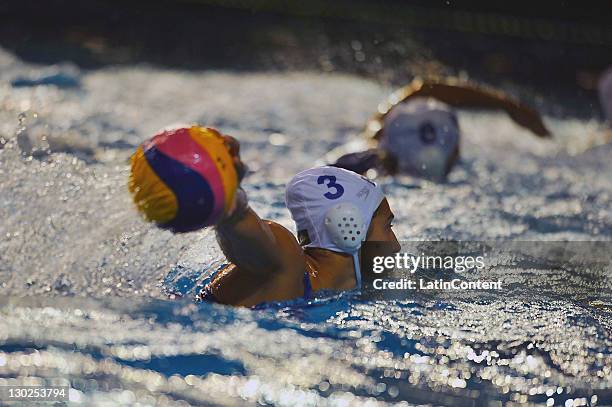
[[352, 252, 362, 289], [324, 202, 366, 289]]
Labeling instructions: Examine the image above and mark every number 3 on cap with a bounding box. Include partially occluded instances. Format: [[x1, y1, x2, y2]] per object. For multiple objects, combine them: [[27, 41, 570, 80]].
[[317, 175, 344, 200]]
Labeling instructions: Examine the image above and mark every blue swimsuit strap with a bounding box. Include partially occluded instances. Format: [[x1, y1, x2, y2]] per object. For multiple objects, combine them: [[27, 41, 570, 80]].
[[303, 271, 313, 300]]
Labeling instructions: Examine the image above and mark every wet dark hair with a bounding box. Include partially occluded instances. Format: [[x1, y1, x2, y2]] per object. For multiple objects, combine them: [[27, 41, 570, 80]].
[[298, 230, 311, 246]]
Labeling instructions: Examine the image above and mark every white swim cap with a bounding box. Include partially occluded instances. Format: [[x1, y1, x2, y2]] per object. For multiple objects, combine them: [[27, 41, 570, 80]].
[[599, 67, 612, 124], [379, 97, 460, 181], [285, 166, 384, 254]]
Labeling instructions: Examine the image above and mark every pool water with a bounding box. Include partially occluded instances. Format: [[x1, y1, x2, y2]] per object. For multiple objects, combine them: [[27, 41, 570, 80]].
[[0, 47, 611, 406]]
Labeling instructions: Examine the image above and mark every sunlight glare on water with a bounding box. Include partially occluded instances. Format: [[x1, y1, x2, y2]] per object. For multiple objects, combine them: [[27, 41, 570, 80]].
[[0, 47, 611, 406]]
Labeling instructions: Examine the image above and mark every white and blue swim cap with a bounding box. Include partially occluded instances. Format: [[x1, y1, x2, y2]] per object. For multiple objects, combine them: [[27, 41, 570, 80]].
[[379, 97, 460, 181], [285, 166, 384, 254]]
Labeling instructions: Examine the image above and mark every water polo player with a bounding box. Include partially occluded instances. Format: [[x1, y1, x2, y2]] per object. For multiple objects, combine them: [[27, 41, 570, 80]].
[[200, 163, 400, 306], [129, 126, 400, 306], [327, 77, 551, 182]]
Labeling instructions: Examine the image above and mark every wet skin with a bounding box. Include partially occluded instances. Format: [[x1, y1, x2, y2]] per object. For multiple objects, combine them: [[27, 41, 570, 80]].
[[204, 137, 400, 307]]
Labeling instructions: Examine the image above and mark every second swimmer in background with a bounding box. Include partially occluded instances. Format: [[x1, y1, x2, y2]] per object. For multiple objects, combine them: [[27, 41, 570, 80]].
[[327, 77, 551, 182]]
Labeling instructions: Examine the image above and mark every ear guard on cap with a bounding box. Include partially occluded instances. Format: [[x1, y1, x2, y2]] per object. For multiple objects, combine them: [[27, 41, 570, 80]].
[[323, 202, 365, 289], [324, 202, 367, 252]]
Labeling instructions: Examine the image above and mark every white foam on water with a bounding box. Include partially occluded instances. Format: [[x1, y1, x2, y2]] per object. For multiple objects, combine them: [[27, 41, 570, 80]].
[[0, 47, 611, 406]]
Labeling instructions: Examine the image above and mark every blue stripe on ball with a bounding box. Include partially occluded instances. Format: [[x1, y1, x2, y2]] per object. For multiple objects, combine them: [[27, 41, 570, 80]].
[[144, 146, 215, 232]]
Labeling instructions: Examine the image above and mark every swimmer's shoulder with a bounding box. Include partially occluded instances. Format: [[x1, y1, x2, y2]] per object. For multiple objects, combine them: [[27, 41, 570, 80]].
[[202, 220, 308, 306], [264, 220, 306, 264]]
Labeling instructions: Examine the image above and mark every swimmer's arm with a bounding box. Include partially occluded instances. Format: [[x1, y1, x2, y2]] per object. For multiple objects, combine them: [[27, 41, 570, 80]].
[[215, 206, 302, 277], [369, 78, 550, 138], [214, 134, 304, 278]]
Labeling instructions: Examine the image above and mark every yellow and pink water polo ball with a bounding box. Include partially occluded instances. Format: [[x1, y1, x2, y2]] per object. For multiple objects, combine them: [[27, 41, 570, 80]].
[[129, 126, 238, 233]]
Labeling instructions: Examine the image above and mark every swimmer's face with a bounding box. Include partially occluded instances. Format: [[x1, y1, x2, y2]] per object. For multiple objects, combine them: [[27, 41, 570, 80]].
[[222, 134, 247, 181], [366, 198, 401, 254], [379, 99, 460, 182]]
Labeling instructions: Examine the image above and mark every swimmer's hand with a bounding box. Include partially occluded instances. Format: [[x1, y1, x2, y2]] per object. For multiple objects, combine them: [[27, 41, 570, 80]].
[[222, 134, 248, 181], [505, 103, 551, 138], [219, 134, 249, 222]]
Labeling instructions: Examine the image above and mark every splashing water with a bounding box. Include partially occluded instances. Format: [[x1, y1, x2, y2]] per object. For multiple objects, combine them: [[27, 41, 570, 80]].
[[0, 47, 611, 406]]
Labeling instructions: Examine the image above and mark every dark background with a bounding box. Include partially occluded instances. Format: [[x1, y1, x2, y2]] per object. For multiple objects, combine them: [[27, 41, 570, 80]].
[[2, 0, 611, 117]]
